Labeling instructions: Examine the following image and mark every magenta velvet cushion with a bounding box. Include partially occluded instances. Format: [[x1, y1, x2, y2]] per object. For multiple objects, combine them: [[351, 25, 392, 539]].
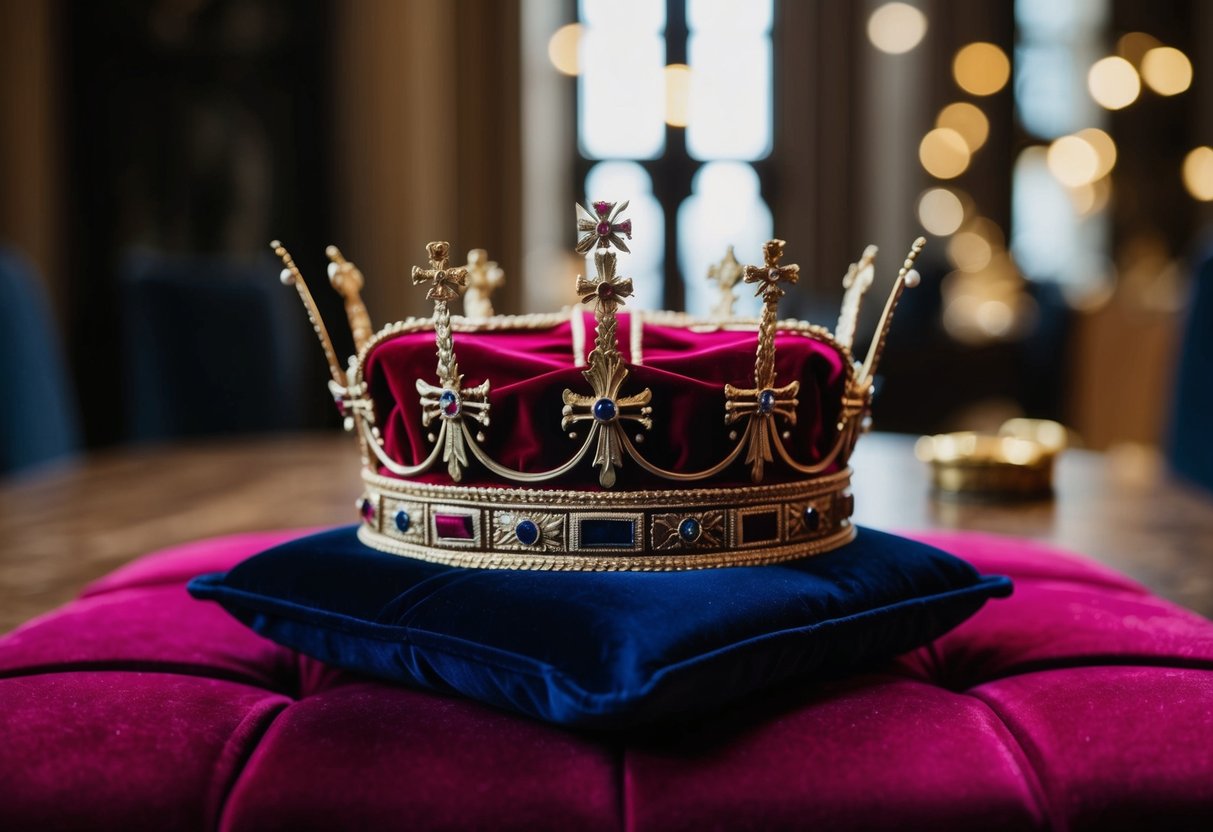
[[3, 530, 1213, 830]]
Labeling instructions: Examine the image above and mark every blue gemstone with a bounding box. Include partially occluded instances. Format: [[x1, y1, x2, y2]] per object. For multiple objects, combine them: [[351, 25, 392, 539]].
[[802, 505, 820, 532], [515, 518, 540, 546], [394, 509, 410, 533], [438, 389, 460, 418], [678, 517, 701, 543], [758, 389, 776, 414], [592, 398, 618, 422]]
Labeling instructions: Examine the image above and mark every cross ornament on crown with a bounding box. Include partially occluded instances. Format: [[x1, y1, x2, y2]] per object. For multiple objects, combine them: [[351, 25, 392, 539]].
[[726, 239, 802, 482], [410, 241, 489, 481], [563, 203, 652, 487]]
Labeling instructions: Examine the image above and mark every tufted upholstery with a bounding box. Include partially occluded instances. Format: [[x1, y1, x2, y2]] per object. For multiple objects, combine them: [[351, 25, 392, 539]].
[[1, 530, 1212, 830]]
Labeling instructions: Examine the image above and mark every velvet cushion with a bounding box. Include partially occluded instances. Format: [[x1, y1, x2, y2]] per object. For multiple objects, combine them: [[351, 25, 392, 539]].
[[188, 526, 1010, 727]]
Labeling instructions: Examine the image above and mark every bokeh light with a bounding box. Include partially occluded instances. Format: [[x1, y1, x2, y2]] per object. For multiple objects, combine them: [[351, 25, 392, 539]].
[[664, 64, 691, 127], [919, 127, 970, 179], [953, 42, 1010, 96], [936, 102, 989, 152], [1141, 46, 1192, 96], [1074, 127, 1116, 180], [867, 3, 928, 55], [547, 23, 582, 76], [1116, 31, 1162, 67], [917, 187, 965, 236], [1087, 56, 1140, 110], [1182, 147, 1213, 201], [1047, 135, 1099, 187], [1069, 176, 1111, 216], [948, 228, 993, 272]]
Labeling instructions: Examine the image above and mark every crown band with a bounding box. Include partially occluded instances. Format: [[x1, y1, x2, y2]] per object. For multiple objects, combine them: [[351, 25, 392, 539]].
[[356, 468, 855, 571]]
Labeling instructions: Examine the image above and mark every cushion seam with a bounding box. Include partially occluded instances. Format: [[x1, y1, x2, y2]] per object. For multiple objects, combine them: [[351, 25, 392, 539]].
[[212, 699, 292, 832], [963, 687, 1060, 831], [0, 661, 293, 694]]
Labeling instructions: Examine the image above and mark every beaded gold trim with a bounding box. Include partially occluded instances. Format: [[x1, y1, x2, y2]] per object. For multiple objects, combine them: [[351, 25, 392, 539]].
[[355, 468, 855, 570]]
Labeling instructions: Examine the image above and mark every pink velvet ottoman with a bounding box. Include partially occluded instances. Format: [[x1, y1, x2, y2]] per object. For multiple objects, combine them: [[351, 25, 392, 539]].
[[2, 530, 1212, 830]]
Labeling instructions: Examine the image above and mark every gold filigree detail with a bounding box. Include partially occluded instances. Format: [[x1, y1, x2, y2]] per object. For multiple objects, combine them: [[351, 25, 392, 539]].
[[785, 499, 831, 541], [651, 510, 726, 551], [492, 511, 566, 552]]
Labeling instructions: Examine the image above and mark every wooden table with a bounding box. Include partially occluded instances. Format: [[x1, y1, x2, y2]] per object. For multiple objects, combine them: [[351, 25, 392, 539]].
[[2, 432, 1212, 633]]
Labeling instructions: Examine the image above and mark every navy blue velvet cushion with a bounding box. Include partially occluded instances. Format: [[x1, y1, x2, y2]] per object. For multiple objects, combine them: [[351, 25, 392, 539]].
[[188, 526, 1011, 728]]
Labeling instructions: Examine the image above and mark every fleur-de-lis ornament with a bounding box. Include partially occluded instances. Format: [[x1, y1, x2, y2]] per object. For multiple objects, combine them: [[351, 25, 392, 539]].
[[462, 248, 505, 318], [411, 241, 489, 481], [563, 204, 652, 487], [576, 200, 633, 254], [707, 245, 744, 318], [726, 239, 802, 482]]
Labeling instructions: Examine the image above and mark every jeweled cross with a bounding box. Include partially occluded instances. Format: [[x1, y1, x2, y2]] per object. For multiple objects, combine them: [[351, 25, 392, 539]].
[[409, 241, 488, 482], [411, 241, 468, 303], [726, 239, 802, 482], [743, 239, 799, 303]]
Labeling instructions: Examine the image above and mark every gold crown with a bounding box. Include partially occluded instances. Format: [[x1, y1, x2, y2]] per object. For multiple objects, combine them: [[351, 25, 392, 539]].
[[273, 200, 924, 570]]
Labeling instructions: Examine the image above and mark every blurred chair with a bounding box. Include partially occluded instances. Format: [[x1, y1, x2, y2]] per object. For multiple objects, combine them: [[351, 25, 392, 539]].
[[1168, 247, 1213, 491], [121, 251, 311, 441], [0, 247, 80, 475]]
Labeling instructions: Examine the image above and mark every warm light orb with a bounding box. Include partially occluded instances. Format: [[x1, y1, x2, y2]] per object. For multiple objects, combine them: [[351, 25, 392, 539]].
[[664, 64, 691, 127], [1141, 46, 1192, 96], [953, 42, 1010, 96], [1074, 127, 1117, 180], [547, 23, 582, 76], [919, 127, 971, 179], [935, 102, 989, 152], [1047, 135, 1100, 188], [867, 2, 928, 55], [1182, 147, 1213, 201], [917, 188, 965, 236], [947, 229, 993, 273], [1088, 56, 1140, 110], [1117, 31, 1162, 67]]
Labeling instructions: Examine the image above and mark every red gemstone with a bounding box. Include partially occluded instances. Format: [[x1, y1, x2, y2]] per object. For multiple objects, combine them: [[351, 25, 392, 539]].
[[596, 282, 615, 299], [334, 398, 347, 416], [592, 200, 612, 217], [359, 497, 374, 521], [596, 221, 611, 236], [617, 219, 632, 238]]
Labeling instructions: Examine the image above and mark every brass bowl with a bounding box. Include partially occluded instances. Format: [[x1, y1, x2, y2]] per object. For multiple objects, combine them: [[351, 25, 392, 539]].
[[914, 429, 1060, 500]]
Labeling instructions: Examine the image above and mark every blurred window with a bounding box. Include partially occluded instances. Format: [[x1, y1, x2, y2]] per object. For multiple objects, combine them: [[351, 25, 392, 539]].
[[577, 0, 774, 310], [1011, 0, 1112, 303]]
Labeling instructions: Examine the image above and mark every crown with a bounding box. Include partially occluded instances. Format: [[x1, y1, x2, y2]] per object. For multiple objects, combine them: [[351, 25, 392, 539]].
[[273, 201, 924, 570]]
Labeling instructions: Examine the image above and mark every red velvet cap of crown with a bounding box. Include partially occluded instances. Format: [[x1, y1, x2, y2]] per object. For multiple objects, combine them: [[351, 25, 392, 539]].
[[364, 311, 849, 489]]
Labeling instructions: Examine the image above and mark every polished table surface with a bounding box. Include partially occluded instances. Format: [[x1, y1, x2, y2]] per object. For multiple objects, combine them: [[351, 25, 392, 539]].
[[2, 432, 1212, 633]]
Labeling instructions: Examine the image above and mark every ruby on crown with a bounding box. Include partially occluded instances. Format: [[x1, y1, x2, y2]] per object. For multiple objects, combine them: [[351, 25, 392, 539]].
[[576, 200, 632, 254]]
